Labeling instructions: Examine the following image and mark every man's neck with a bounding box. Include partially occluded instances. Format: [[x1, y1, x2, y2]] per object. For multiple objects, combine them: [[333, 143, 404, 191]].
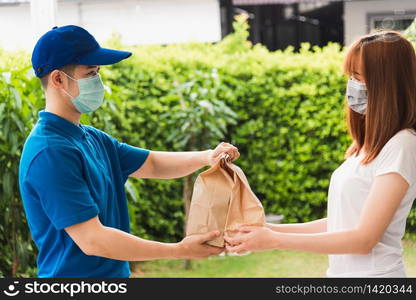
[[45, 93, 81, 125]]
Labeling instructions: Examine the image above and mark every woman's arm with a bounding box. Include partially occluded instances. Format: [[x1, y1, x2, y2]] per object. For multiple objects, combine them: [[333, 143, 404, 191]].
[[266, 218, 327, 234], [225, 172, 409, 255]]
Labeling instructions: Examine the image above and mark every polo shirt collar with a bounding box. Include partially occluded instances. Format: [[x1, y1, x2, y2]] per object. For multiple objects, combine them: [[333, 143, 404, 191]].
[[38, 110, 86, 139]]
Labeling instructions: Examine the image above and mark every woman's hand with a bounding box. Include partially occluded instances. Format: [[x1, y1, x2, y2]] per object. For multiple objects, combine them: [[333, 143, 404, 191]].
[[207, 142, 240, 166], [224, 226, 279, 254]]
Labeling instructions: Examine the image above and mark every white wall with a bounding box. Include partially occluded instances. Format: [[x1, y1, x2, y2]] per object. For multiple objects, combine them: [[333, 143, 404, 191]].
[[0, 4, 32, 50], [344, 0, 416, 46], [0, 0, 222, 50]]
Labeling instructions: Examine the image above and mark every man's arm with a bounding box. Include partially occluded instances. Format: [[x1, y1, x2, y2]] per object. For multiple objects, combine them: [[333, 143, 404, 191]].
[[130, 142, 239, 179], [65, 216, 223, 261]]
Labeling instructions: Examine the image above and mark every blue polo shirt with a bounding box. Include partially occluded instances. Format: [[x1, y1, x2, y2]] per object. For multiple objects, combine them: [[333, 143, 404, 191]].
[[19, 111, 150, 278]]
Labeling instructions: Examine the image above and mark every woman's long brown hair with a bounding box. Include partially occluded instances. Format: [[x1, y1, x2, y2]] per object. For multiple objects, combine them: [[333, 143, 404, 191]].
[[344, 30, 416, 165]]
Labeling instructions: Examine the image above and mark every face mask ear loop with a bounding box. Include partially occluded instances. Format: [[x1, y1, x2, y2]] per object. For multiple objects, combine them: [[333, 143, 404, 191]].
[[61, 71, 77, 81], [60, 71, 77, 99], [61, 88, 75, 100]]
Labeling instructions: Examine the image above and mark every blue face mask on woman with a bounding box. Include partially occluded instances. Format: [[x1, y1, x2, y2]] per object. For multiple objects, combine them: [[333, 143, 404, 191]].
[[61, 72, 105, 114], [346, 77, 367, 114]]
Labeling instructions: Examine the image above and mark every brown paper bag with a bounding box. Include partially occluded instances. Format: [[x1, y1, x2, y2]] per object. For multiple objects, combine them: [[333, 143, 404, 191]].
[[186, 154, 266, 247]]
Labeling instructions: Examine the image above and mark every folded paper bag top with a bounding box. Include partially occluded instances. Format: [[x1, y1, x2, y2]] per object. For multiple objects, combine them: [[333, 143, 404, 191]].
[[186, 154, 266, 247]]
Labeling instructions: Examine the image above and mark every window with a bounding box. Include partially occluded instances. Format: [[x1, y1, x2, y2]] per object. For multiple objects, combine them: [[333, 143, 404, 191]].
[[367, 11, 416, 32]]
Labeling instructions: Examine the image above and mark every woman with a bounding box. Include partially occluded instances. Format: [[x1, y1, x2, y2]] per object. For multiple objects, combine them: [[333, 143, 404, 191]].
[[225, 30, 416, 277]]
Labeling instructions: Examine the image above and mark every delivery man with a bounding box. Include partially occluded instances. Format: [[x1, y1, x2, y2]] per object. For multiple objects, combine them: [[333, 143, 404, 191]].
[[18, 25, 239, 278]]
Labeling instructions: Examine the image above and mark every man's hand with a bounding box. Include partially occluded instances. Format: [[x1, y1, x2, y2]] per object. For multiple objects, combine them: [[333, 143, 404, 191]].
[[175, 231, 224, 259], [207, 142, 240, 166]]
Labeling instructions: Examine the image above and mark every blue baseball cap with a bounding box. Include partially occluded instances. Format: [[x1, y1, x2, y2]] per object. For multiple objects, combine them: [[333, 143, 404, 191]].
[[32, 25, 132, 78]]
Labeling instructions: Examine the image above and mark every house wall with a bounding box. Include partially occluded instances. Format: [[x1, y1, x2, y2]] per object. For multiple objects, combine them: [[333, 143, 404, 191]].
[[0, 0, 222, 50], [344, 0, 416, 46]]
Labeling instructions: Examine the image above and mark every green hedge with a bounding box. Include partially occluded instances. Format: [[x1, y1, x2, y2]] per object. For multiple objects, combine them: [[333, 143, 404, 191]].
[[1, 19, 415, 277]]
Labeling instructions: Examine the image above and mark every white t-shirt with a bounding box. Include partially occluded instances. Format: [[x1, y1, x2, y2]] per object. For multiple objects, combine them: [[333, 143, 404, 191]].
[[326, 128, 416, 277]]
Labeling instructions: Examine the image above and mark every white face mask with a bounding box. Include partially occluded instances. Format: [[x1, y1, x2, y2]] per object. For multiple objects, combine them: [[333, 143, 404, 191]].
[[61, 72, 105, 114], [346, 77, 367, 114]]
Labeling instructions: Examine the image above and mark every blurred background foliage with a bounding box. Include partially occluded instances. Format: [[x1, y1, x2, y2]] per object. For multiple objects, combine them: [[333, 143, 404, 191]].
[[1, 17, 415, 277]]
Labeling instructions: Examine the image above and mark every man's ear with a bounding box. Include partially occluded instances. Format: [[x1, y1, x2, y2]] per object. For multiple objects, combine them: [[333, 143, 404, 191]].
[[49, 70, 65, 89]]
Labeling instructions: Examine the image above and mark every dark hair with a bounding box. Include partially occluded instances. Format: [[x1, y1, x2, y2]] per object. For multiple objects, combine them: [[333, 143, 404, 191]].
[[40, 64, 76, 90]]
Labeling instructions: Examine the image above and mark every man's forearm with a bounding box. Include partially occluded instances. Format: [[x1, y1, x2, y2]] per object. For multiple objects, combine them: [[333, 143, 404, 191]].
[[150, 150, 211, 179], [267, 218, 327, 234], [87, 225, 180, 261]]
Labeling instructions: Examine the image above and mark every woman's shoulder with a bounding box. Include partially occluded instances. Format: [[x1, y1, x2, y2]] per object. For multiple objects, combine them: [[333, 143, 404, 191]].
[[384, 128, 416, 150], [391, 128, 416, 141]]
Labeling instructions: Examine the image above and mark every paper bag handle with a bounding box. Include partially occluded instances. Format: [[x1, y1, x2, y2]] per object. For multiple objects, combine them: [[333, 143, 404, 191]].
[[220, 153, 231, 166], [220, 153, 234, 178]]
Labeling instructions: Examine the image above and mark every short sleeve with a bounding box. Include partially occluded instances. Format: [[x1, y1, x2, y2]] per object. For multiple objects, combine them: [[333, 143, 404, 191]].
[[25, 147, 99, 230], [115, 140, 150, 177], [375, 132, 416, 186]]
